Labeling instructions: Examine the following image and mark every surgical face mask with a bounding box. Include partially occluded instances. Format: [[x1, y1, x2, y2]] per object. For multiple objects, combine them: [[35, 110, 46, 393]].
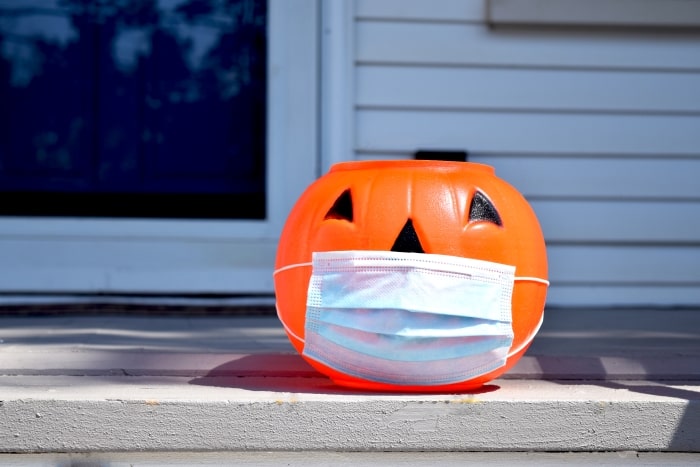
[[275, 250, 548, 386]]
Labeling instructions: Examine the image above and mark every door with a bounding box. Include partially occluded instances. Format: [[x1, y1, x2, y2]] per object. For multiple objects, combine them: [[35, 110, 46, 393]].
[[0, 0, 319, 296]]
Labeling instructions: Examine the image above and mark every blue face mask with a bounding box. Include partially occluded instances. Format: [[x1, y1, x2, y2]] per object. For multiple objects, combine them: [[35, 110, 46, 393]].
[[277, 250, 547, 386]]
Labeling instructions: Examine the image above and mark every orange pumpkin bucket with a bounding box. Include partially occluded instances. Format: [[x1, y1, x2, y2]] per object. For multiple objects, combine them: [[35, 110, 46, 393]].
[[274, 160, 548, 392]]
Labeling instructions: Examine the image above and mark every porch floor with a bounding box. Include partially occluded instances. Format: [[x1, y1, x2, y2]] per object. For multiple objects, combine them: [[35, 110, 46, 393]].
[[1, 307, 699, 454]]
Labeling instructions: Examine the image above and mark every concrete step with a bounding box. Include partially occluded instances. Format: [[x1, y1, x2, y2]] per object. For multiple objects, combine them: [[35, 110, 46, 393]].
[[0, 308, 699, 453], [1, 451, 700, 466]]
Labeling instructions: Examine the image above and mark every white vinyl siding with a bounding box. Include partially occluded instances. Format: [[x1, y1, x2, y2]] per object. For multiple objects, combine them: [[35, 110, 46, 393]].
[[351, 0, 700, 306]]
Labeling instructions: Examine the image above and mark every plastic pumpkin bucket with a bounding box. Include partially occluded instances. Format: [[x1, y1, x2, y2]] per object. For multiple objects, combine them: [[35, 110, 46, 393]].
[[274, 160, 547, 392]]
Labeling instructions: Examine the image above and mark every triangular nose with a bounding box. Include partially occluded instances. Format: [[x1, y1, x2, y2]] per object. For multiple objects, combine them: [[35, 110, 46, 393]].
[[391, 219, 425, 253]]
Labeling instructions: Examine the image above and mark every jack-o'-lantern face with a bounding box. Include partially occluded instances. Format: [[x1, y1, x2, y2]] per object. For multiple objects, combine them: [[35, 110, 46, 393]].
[[316, 185, 505, 256], [274, 160, 547, 391]]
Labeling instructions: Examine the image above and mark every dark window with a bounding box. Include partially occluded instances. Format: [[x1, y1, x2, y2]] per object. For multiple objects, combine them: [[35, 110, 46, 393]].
[[0, 0, 266, 219]]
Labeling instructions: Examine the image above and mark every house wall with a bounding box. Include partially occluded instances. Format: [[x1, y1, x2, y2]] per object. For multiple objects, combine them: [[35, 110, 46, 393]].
[[348, 0, 700, 306]]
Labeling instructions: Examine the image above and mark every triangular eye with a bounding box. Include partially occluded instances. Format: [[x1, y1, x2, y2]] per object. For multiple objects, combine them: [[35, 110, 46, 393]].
[[469, 191, 502, 226], [324, 189, 353, 221]]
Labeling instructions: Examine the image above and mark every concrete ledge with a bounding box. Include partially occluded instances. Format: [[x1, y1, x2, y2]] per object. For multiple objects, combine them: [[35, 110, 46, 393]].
[[2, 375, 699, 452], [1, 309, 699, 453]]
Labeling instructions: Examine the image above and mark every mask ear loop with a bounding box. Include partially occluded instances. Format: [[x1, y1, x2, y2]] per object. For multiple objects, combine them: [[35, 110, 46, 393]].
[[275, 303, 306, 344], [514, 276, 550, 286], [507, 276, 549, 358], [273, 261, 313, 345], [273, 261, 312, 277], [506, 309, 544, 359]]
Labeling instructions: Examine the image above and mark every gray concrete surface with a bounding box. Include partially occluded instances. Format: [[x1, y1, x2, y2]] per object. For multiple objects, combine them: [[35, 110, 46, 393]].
[[0, 308, 699, 453]]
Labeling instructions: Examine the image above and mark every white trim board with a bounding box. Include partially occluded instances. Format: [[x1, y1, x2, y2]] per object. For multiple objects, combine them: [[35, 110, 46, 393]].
[[320, 0, 356, 174], [488, 0, 700, 28]]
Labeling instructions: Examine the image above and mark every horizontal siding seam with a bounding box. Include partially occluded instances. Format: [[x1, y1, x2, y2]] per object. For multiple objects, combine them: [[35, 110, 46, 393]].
[[354, 150, 700, 160], [529, 195, 700, 202], [355, 148, 700, 159], [355, 62, 700, 75], [545, 243, 700, 249], [354, 104, 700, 117], [355, 17, 484, 26], [550, 280, 700, 286], [355, 59, 700, 73]]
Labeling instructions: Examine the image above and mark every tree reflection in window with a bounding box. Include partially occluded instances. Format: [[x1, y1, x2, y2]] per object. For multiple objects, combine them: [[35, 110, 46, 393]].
[[0, 0, 267, 218]]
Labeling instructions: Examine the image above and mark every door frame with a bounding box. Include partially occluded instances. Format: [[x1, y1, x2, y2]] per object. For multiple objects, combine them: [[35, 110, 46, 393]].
[[0, 0, 319, 297]]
